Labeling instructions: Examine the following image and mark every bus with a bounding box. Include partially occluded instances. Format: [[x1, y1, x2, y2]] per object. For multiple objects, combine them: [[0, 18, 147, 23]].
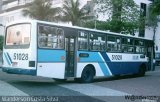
[[2, 20, 154, 83]]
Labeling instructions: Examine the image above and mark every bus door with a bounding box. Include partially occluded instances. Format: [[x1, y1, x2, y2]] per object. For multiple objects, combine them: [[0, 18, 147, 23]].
[[147, 44, 155, 71], [65, 36, 76, 77]]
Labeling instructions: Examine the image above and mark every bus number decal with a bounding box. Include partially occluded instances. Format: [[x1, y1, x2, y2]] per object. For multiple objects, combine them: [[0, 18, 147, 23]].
[[13, 53, 28, 60], [112, 55, 122, 60]]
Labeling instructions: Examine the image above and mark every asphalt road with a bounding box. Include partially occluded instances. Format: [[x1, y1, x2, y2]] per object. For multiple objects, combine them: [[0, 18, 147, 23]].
[[0, 67, 160, 102]]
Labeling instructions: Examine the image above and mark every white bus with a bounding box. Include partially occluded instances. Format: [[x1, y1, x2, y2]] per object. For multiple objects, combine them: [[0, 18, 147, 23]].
[[2, 20, 154, 83]]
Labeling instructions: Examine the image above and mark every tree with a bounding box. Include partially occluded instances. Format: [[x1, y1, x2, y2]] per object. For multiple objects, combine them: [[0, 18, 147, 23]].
[[61, 0, 92, 26], [83, 20, 110, 30], [150, 0, 160, 16], [96, 0, 140, 34], [146, 10, 159, 41], [23, 0, 60, 21], [146, 0, 160, 55], [147, 0, 160, 36]]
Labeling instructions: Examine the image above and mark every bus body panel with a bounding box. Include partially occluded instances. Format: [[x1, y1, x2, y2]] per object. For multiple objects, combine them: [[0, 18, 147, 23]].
[[3, 49, 35, 69], [36, 49, 66, 79], [2, 21, 37, 75], [76, 51, 148, 77], [37, 63, 65, 79], [77, 63, 107, 77]]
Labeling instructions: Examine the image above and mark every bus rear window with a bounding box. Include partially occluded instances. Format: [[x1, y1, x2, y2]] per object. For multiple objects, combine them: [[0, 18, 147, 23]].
[[6, 24, 30, 47]]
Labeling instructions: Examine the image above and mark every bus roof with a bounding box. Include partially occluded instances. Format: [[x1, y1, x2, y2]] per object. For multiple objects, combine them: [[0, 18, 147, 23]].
[[6, 20, 153, 41]]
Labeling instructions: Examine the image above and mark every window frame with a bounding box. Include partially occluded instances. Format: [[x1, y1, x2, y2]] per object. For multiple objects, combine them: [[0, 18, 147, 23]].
[[134, 39, 146, 54], [107, 35, 122, 53], [37, 24, 65, 50], [4, 23, 31, 49], [89, 32, 106, 52], [78, 30, 89, 51]]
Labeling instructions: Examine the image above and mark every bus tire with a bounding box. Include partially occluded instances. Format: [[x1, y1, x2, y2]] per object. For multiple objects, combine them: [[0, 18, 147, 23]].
[[80, 66, 95, 83], [138, 64, 146, 77]]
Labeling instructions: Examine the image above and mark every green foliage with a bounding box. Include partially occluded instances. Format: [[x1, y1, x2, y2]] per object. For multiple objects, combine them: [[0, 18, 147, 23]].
[[61, 0, 93, 26], [146, 0, 160, 29], [23, 0, 60, 21], [0, 35, 4, 50], [150, 0, 160, 16], [95, 0, 140, 34], [146, 0, 160, 41], [83, 20, 109, 30]]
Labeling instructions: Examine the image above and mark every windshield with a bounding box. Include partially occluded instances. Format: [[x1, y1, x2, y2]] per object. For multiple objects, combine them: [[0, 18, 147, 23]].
[[5, 24, 30, 48]]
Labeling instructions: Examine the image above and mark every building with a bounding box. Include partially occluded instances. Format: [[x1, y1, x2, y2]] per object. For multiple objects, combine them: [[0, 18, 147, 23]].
[[0, 0, 63, 35], [0, 0, 90, 34]]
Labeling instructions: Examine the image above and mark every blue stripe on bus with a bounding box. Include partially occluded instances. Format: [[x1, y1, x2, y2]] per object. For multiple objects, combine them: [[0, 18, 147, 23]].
[[78, 51, 111, 76], [38, 49, 65, 62], [6, 52, 13, 64], [4, 53, 11, 65], [78, 51, 145, 75], [98, 62, 111, 76], [100, 52, 111, 62], [106, 62, 142, 75], [99, 53, 145, 75], [78, 51, 104, 62]]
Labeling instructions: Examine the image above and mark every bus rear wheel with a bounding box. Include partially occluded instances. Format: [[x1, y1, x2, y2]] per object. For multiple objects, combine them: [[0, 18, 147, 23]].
[[138, 65, 146, 77], [80, 66, 95, 83]]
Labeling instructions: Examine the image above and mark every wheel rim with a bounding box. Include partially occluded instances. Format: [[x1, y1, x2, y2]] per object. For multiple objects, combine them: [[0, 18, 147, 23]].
[[83, 70, 90, 80]]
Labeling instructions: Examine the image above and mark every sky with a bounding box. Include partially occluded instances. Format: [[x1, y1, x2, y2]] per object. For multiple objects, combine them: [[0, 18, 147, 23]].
[[79, 0, 91, 8]]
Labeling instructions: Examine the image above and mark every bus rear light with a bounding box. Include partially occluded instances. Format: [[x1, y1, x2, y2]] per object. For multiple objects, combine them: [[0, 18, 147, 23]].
[[29, 61, 35, 67], [12, 62, 18, 67]]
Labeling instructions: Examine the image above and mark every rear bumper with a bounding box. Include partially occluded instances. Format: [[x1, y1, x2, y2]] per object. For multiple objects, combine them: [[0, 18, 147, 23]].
[[2, 67, 36, 76]]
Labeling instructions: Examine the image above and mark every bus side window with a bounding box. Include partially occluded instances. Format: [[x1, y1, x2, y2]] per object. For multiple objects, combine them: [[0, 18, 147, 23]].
[[107, 36, 121, 52], [38, 26, 48, 48], [38, 25, 64, 49], [127, 38, 134, 53], [89, 33, 105, 51], [122, 38, 128, 53], [39, 33, 47, 47], [78, 31, 88, 50], [56, 28, 64, 49], [135, 40, 145, 53]]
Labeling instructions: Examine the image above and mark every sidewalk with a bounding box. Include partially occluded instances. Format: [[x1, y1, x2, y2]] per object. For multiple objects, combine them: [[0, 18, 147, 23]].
[[155, 66, 160, 71]]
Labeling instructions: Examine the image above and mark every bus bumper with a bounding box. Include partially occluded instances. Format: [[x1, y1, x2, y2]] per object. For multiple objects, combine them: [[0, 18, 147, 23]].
[[2, 67, 36, 76]]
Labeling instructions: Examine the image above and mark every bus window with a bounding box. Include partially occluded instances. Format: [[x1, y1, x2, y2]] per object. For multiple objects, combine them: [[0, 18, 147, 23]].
[[135, 40, 144, 46], [78, 31, 88, 50], [107, 36, 121, 52], [128, 46, 134, 52], [6, 24, 30, 47], [127, 38, 134, 53], [122, 38, 128, 52], [38, 25, 64, 49], [135, 40, 145, 53], [122, 38, 135, 53], [90, 33, 105, 51], [136, 46, 145, 53]]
